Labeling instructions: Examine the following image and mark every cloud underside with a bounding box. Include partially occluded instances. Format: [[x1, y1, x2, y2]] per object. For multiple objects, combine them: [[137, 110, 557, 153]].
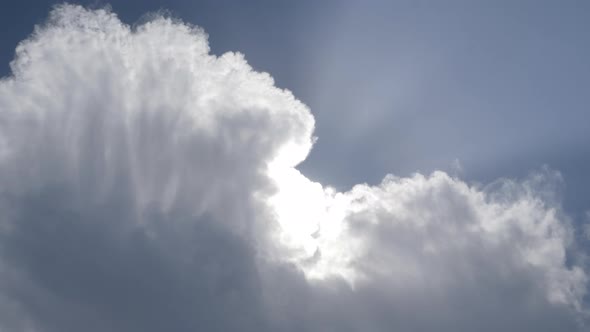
[[0, 5, 587, 331]]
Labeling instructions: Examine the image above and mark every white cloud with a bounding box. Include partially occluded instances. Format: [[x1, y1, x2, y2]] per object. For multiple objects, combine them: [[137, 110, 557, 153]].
[[0, 4, 587, 331]]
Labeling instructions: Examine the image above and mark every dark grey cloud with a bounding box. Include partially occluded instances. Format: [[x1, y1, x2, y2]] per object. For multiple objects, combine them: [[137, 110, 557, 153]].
[[0, 5, 588, 332], [1, 192, 266, 331]]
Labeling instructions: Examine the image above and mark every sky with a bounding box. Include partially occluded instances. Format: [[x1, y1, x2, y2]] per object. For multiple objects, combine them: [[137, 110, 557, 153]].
[[0, 1, 589, 331]]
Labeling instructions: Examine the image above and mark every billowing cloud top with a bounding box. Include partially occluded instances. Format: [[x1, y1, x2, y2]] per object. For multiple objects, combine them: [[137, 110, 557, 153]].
[[0, 5, 587, 332]]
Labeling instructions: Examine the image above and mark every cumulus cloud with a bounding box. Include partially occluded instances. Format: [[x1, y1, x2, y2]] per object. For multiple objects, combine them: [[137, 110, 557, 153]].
[[0, 4, 587, 331]]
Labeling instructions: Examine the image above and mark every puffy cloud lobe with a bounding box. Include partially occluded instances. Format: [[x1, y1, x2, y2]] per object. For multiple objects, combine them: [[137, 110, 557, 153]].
[[319, 170, 586, 305], [0, 4, 587, 331], [268, 169, 588, 331], [0, 5, 311, 331]]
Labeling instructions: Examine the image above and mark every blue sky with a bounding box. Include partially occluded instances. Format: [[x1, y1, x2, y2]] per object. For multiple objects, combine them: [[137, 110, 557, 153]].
[[0, 2, 589, 331]]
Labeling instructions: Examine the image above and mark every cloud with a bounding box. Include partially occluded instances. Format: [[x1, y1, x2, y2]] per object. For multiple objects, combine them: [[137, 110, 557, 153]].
[[0, 4, 587, 331]]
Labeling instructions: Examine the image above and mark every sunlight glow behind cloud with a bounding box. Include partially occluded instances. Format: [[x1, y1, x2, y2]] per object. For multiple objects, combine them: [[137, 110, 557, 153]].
[[0, 5, 587, 331]]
